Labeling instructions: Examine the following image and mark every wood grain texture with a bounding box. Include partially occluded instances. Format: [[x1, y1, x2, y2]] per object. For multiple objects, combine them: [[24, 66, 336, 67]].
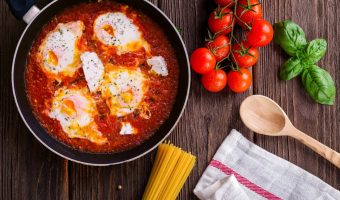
[[0, 0, 339, 199]]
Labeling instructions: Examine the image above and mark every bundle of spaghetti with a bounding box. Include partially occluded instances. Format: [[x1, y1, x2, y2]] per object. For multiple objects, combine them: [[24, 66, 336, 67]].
[[142, 141, 196, 200]]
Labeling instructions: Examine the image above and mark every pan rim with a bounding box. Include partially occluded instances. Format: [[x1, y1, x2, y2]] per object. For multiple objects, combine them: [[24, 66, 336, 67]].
[[11, 0, 191, 166]]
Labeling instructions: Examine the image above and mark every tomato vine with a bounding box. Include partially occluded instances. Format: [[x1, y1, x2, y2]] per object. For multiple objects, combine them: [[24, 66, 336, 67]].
[[190, 0, 273, 93]]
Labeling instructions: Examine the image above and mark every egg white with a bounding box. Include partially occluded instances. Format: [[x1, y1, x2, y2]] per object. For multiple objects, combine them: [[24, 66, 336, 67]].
[[49, 87, 107, 145], [93, 12, 150, 54], [81, 52, 105, 93], [120, 122, 137, 135], [147, 56, 168, 76], [39, 21, 84, 78]]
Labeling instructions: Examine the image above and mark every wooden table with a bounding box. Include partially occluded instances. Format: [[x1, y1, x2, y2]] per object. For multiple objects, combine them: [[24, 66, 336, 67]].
[[1, 0, 339, 199]]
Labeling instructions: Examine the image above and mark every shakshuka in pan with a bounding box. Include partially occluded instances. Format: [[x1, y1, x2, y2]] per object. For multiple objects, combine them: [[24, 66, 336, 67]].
[[25, 2, 179, 152]]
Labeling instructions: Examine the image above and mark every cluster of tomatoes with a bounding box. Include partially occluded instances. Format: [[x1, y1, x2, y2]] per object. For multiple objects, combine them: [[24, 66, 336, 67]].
[[190, 0, 273, 93]]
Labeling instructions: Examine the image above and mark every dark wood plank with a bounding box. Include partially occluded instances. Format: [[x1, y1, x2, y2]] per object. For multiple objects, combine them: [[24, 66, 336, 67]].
[[0, 1, 69, 199], [256, 0, 340, 190], [69, 156, 154, 199]]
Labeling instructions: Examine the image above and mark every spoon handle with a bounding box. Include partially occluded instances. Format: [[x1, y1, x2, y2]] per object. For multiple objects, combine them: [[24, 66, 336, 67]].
[[289, 128, 340, 168]]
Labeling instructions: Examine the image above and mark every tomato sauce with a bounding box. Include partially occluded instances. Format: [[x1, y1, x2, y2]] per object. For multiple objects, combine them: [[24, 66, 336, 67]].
[[25, 2, 179, 152]]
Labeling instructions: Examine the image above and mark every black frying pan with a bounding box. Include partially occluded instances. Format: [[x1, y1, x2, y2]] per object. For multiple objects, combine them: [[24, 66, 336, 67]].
[[8, 0, 190, 165]]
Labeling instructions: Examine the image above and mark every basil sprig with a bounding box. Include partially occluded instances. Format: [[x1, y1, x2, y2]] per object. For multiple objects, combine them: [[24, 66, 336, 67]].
[[274, 20, 336, 105]]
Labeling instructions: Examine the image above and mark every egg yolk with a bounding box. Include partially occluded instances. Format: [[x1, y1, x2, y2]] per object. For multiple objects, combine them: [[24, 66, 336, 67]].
[[61, 99, 77, 116], [121, 91, 134, 103], [47, 51, 59, 66], [103, 24, 115, 36]]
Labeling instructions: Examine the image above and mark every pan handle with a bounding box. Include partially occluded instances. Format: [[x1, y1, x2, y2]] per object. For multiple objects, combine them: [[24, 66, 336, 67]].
[[5, 0, 40, 24]]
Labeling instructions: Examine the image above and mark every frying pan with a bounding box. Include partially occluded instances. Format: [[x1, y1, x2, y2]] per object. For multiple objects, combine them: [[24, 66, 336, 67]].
[[7, 0, 190, 165]]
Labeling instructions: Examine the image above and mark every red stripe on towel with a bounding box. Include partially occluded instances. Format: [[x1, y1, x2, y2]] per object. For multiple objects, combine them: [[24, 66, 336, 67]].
[[210, 159, 282, 200]]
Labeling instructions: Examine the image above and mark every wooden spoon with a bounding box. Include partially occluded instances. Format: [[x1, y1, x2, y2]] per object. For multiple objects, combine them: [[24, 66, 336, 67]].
[[239, 95, 340, 168]]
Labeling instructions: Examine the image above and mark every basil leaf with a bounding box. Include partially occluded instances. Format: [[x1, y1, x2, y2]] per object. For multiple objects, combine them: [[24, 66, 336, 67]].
[[301, 65, 336, 105], [302, 39, 327, 64], [274, 20, 307, 56], [280, 57, 304, 80]]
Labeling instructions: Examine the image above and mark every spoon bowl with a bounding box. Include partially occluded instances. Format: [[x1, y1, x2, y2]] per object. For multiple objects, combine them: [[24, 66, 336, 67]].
[[240, 95, 287, 136]]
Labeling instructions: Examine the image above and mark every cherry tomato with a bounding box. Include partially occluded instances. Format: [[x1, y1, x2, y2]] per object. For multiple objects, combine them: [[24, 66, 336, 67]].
[[215, 0, 235, 7], [236, 0, 263, 27], [206, 35, 230, 62], [247, 19, 274, 47], [208, 7, 234, 35], [227, 68, 252, 93], [190, 48, 216, 74], [231, 42, 259, 68], [201, 69, 227, 92]]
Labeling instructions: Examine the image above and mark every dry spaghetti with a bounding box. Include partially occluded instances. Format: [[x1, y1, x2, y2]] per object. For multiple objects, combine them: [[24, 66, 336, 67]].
[[142, 142, 196, 200]]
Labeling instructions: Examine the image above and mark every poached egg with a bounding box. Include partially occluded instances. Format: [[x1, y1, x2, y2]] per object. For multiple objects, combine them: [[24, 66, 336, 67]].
[[100, 67, 148, 117], [93, 12, 150, 54], [38, 21, 85, 78], [49, 87, 107, 145]]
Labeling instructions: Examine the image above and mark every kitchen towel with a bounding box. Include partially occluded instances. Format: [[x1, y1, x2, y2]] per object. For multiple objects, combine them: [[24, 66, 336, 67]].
[[194, 129, 340, 200]]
